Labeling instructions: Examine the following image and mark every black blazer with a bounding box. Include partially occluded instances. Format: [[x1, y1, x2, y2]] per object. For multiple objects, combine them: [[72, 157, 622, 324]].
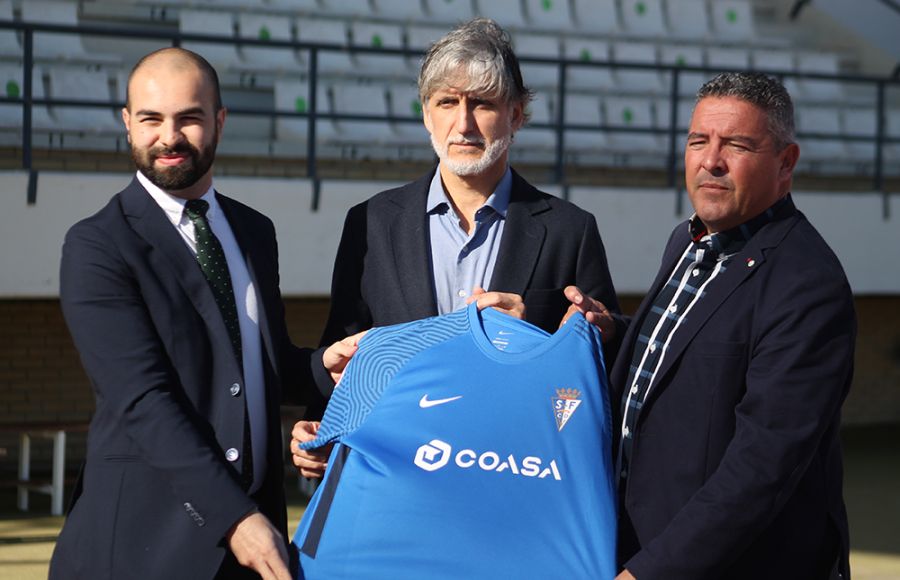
[[51, 179, 321, 579], [614, 200, 855, 580], [319, 167, 620, 342]]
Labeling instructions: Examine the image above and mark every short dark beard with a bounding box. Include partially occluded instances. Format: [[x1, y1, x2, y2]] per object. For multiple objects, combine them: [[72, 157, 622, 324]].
[[132, 133, 217, 192]]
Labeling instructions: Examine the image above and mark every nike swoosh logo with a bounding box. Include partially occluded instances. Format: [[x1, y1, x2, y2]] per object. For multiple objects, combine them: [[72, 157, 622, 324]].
[[419, 394, 463, 408]]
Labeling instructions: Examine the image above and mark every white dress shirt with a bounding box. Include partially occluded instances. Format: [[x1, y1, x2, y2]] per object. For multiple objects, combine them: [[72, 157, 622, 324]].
[[138, 171, 267, 493]]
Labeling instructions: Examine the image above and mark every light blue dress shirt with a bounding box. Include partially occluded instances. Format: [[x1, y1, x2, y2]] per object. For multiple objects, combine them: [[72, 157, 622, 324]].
[[426, 165, 512, 314]]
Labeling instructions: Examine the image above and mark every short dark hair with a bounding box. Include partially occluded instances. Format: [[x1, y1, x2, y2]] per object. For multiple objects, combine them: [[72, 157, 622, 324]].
[[696, 72, 795, 149], [126, 47, 223, 112]]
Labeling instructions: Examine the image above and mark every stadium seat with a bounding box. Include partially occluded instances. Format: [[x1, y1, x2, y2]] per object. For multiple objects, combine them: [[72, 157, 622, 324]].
[[423, 0, 474, 23], [373, 0, 427, 21], [296, 18, 356, 74], [351, 21, 409, 76], [752, 49, 802, 97], [406, 24, 449, 51], [621, 0, 667, 37], [563, 38, 616, 91], [21, 0, 119, 63], [238, 13, 299, 72], [795, 105, 847, 161], [842, 108, 877, 162], [613, 42, 662, 92], [318, 0, 374, 18], [0, 64, 24, 129], [331, 82, 395, 142], [570, 0, 619, 35], [655, 96, 694, 132], [180, 10, 242, 71], [0, 0, 20, 57], [266, 0, 319, 11], [563, 93, 607, 151], [665, 0, 711, 40], [273, 79, 337, 143], [474, 0, 528, 30], [886, 109, 900, 163], [523, 0, 573, 31], [711, 0, 755, 41], [514, 91, 556, 149], [604, 96, 662, 152], [796, 52, 844, 102], [705, 46, 750, 76], [388, 83, 425, 143], [47, 66, 120, 133], [514, 33, 561, 89], [660, 44, 705, 96]]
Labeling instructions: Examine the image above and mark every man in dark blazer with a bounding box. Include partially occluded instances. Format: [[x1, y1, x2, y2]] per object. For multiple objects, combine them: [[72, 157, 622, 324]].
[[567, 72, 855, 579], [291, 18, 621, 475], [50, 48, 357, 580]]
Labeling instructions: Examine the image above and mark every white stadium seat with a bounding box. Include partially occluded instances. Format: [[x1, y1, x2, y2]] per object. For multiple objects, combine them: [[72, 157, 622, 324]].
[[842, 108, 878, 162], [570, 0, 619, 35], [373, 0, 427, 21], [711, 0, 755, 41], [274, 79, 337, 143], [331, 83, 395, 142], [660, 44, 705, 96], [388, 83, 425, 143], [22, 0, 118, 62], [296, 18, 356, 74], [523, 0, 573, 31], [563, 93, 607, 151], [318, 0, 374, 18], [796, 52, 844, 102], [515, 91, 556, 149], [180, 10, 242, 71], [267, 0, 319, 11], [475, 0, 528, 30], [563, 38, 615, 91], [238, 13, 299, 72], [795, 106, 847, 161], [47, 67, 120, 133], [621, 0, 667, 37], [706, 46, 750, 75], [0, 0, 20, 57], [0, 64, 24, 128], [605, 96, 662, 152], [351, 21, 409, 76], [423, 0, 474, 23], [613, 42, 662, 93], [514, 33, 561, 89], [666, 0, 711, 40]]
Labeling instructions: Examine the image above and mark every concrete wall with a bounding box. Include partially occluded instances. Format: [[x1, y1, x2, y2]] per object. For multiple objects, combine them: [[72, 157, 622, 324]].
[[1, 171, 898, 297]]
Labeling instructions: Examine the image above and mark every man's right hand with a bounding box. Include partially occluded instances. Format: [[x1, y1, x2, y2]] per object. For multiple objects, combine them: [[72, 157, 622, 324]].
[[226, 511, 291, 580], [291, 420, 331, 479], [561, 285, 617, 343]]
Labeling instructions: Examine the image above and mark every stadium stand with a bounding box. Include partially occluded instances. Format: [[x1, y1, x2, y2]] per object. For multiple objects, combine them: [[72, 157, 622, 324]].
[[0, 0, 897, 188]]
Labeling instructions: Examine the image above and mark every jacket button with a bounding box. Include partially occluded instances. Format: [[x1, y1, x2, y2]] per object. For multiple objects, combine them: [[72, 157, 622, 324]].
[[225, 448, 240, 462], [230, 383, 241, 396]]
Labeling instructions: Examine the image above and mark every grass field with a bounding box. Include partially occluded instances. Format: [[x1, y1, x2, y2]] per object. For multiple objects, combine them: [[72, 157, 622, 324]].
[[1, 424, 898, 579]]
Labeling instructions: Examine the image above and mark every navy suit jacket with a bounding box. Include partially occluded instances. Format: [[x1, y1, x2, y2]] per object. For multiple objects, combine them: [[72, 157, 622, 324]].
[[614, 200, 855, 579], [51, 179, 321, 579], [311, 167, 622, 408]]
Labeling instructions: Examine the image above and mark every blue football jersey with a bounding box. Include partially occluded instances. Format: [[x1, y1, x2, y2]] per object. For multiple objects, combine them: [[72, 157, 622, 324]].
[[294, 303, 616, 579]]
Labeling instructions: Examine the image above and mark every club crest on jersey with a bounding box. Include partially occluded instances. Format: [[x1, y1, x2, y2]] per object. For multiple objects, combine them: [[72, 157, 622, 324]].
[[552, 388, 582, 432]]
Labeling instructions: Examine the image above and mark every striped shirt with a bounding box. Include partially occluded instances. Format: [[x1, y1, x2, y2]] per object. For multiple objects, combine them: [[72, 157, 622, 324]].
[[617, 195, 793, 484]]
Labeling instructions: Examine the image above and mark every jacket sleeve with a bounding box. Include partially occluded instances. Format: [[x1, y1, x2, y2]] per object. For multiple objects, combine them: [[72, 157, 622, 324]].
[[625, 255, 855, 579], [60, 221, 256, 544], [576, 212, 626, 360]]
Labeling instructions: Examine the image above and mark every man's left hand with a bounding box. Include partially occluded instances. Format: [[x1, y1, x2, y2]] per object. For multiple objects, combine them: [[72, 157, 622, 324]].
[[322, 330, 367, 384], [467, 287, 526, 320]]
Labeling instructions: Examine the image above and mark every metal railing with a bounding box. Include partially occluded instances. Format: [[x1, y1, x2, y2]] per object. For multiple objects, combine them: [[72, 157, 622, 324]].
[[1, 18, 898, 212]]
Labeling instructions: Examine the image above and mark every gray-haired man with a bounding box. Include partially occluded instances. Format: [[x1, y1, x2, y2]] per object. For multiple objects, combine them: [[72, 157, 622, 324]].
[[293, 18, 621, 473]]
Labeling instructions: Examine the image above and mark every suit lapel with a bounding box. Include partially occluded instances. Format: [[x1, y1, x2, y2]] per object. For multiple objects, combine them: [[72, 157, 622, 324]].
[[387, 172, 438, 320], [641, 210, 801, 404], [120, 179, 240, 374], [489, 170, 548, 295], [218, 193, 279, 377]]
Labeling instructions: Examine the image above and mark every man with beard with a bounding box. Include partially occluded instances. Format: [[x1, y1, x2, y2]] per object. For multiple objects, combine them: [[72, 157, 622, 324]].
[[291, 18, 622, 476], [50, 47, 360, 580]]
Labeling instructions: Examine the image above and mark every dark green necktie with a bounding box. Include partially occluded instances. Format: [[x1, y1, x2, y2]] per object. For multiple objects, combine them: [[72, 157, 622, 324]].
[[183, 198, 253, 490], [184, 199, 242, 359]]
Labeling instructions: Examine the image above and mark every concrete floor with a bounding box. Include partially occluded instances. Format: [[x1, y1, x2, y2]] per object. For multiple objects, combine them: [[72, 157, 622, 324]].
[[1, 424, 898, 579]]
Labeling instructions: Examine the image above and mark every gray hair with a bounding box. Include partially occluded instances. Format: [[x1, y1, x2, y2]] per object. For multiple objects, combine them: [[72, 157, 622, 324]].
[[696, 72, 795, 149], [418, 18, 533, 115]]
